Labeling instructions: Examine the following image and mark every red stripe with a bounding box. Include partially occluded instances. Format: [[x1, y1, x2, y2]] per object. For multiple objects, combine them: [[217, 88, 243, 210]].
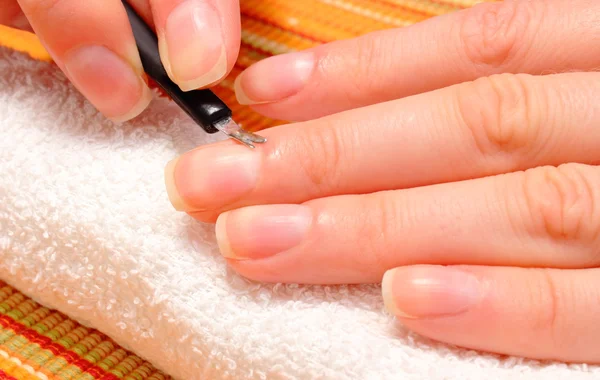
[[0, 369, 17, 380], [0, 316, 119, 380]]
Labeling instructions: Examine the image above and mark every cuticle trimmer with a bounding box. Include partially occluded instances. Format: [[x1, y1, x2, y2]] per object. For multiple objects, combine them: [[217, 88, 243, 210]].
[[122, 1, 266, 148]]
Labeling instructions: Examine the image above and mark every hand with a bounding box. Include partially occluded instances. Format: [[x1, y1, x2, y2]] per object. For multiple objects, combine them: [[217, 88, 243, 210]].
[[1, 0, 240, 121], [163, 0, 600, 363]]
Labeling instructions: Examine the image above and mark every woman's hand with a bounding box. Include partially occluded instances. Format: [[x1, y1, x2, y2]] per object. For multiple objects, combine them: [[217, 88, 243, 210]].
[[0, 0, 240, 121], [163, 0, 600, 363]]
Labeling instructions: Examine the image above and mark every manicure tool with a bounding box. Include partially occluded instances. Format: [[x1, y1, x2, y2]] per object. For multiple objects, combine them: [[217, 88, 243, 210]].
[[122, 1, 266, 148]]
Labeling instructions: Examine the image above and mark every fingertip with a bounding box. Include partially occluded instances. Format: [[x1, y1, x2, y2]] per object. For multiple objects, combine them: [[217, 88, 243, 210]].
[[164, 156, 188, 211], [214, 204, 312, 261], [384, 266, 484, 320], [234, 74, 262, 106], [382, 268, 401, 316], [163, 144, 261, 212], [62, 45, 152, 123], [110, 80, 153, 122], [234, 51, 315, 106], [215, 211, 238, 260], [159, 0, 228, 91], [177, 46, 227, 91]]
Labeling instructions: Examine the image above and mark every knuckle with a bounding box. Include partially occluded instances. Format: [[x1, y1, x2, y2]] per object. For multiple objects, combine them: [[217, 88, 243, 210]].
[[352, 37, 381, 87], [529, 270, 561, 342], [520, 164, 600, 247], [294, 121, 345, 194], [329, 34, 392, 103], [456, 73, 543, 169], [358, 193, 403, 275], [458, 0, 538, 72]]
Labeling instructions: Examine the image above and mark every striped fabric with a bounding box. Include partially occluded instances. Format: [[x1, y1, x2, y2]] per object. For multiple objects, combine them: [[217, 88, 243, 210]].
[[0, 0, 487, 378], [0, 281, 171, 380]]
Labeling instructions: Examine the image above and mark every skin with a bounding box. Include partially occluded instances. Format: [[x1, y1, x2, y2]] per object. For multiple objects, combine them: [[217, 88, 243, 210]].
[[164, 0, 600, 364], [0, 0, 241, 121], [6, 0, 600, 366]]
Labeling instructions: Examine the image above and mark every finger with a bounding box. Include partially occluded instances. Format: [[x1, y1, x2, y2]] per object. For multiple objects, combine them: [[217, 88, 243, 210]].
[[233, 0, 600, 121], [215, 163, 600, 284], [164, 72, 600, 219], [0, 0, 31, 31], [127, 0, 154, 28], [382, 264, 600, 363], [149, 0, 240, 91], [17, 0, 153, 122]]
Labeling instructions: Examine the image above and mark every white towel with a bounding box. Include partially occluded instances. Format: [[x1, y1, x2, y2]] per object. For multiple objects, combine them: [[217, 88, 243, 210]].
[[1, 46, 599, 380]]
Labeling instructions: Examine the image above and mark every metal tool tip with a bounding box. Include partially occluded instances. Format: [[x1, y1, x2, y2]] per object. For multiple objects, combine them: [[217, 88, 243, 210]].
[[214, 118, 267, 149]]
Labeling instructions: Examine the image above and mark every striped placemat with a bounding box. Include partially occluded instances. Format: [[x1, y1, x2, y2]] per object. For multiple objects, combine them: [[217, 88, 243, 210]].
[[0, 281, 171, 380], [0, 1, 487, 378]]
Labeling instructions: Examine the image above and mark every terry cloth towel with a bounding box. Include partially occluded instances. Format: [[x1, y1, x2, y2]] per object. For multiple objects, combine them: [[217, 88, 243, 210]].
[[3, 1, 600, 379]]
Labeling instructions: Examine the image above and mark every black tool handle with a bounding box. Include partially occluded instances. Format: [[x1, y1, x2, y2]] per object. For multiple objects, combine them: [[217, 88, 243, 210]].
[[123, 1, 229, 133]]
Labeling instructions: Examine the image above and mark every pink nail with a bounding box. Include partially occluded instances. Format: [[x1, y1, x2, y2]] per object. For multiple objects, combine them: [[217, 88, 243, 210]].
[[382, 266, 483, 319], [164, 144, 261, 211], [63, 45, 152, 122], [163, 0, 226, 91], [235, 51, 315, 105], [216, 205, 313, 260]]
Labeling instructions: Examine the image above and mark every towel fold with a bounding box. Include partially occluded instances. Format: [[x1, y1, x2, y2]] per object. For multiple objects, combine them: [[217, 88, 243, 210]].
[[1, 47, 599, 380]]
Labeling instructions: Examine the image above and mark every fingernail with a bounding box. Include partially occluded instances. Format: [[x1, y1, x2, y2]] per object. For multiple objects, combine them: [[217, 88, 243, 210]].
[[235, 51, 315, 105], [382, 266, 483, 319], [216, 205, 313, 260], [63, 45, 152, 122], [162, 0, 227, 91], [164, 144, 261, 211]]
